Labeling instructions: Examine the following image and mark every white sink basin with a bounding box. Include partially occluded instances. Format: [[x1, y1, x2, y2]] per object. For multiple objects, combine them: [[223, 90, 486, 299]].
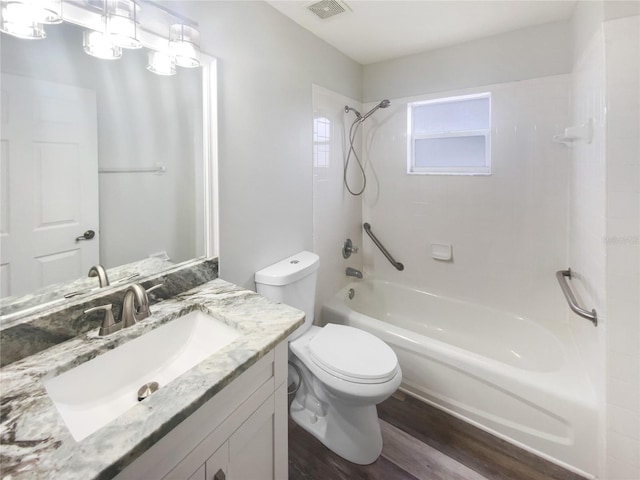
[[43, 310, 242, 441]]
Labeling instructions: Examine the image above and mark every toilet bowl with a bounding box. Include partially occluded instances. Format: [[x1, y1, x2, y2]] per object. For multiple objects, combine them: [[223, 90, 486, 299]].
[[289, 324, 401, 464], [255, 251, 402, 465]]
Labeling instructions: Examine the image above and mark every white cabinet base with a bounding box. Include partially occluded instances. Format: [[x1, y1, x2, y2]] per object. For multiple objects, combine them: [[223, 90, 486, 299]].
[[116, 342, 289, 480]]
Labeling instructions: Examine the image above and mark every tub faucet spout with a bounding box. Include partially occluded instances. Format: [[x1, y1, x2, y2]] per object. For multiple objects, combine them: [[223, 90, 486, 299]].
[[346, 267, 363, 279]]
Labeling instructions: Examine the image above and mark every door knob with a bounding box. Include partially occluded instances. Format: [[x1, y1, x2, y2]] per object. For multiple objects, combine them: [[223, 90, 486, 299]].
[[75, 230, 95, 241]]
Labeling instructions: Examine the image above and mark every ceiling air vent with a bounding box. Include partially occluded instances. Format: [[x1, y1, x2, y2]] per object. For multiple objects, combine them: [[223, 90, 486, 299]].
[[307, 0, 351, 20]]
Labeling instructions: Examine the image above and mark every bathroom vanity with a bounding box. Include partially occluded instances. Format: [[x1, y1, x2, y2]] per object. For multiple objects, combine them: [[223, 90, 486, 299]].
[[117, 342, 289, 480], [0, 278, 303, 479]]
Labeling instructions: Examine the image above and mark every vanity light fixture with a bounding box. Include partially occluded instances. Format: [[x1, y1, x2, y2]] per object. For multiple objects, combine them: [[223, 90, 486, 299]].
[[104, 0, 141, 49], [1, 0, 200, 75], [169, 22, 200, 68], [146, 50, 175, 75], [0, 0, 62, 39], [83, 29, 122, 59], [0, 4, 45, 38], [1, 0, 62, 24]]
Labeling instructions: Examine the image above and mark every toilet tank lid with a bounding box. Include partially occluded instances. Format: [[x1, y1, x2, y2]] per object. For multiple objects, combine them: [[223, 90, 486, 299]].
[[255, 251, 320, 286]]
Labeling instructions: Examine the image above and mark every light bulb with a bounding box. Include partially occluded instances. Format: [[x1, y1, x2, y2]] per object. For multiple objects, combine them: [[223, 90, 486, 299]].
[[83, 30, 122, 59], [147, 50, 176, 76], [105, 0, 141, 49], [0, 2, 46, 39], [169, 23, 200, 68]]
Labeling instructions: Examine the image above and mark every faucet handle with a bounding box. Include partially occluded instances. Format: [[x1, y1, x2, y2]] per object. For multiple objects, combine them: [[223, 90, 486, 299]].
[[142, 283, 163, 313], [145, 283, 163, 295], [342, 238, 359, 258], [135, 283, 164, 319], [85, 304, 121, 336]]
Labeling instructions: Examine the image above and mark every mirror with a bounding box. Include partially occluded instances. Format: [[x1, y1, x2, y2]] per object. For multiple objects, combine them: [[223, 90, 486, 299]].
[[0, 19, 217, 319]]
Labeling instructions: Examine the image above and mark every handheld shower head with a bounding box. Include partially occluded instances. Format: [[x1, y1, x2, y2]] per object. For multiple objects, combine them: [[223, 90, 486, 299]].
[[360, 99, 391, 122], [343, 97, 390, 196]]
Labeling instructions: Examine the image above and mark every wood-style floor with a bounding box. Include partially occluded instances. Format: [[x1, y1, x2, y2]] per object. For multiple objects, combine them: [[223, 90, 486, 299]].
[[288, 392, 588, 480]]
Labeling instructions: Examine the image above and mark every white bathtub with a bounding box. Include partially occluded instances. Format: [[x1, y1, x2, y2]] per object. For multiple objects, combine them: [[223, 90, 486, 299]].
[[321, 279, 598, 478]]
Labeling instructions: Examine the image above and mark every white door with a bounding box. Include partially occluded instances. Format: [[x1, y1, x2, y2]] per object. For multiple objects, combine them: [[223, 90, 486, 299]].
[[0, 74, 99, 298]]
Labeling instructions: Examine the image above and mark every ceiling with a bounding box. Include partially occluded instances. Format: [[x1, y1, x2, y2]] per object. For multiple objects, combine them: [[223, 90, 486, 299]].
[[266, 0, 577, 65]]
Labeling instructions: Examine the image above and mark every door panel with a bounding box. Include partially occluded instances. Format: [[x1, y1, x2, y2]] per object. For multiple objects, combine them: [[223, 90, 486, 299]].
[[0, 74, 99, 297]]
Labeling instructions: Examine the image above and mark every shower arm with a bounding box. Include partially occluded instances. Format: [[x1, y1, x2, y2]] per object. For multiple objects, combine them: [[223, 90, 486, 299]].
[[363, 223, 404, 271]]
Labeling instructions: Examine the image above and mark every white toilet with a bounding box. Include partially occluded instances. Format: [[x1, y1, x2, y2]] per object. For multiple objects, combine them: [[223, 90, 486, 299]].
[[255, 251, 401, 465]]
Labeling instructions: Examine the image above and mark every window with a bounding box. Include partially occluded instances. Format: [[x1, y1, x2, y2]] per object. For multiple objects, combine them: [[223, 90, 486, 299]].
[[407, 93, 491, 175], [313, 116, 331, 168]]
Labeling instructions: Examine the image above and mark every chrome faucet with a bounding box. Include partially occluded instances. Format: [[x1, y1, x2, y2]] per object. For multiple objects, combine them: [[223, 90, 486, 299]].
[[121, 284, 150, 328], [88, 265, 110, 287], [346, 267, 363, 279], [86, 283, 163, 336]]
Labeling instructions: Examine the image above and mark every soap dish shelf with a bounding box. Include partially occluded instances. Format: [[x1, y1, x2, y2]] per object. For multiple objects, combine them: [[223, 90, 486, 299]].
[[553, 119, 593, 146]]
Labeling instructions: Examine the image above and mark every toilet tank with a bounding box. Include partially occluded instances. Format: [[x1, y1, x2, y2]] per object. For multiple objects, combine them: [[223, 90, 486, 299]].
[[255, 251, 319, 339]]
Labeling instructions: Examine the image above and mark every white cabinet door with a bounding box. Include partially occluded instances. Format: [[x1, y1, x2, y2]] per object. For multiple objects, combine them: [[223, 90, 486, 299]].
[[228, 393, 276, 480], [0, 74, 99, 298], [205, 442, 229, 480], [188, 464, 206, 480]]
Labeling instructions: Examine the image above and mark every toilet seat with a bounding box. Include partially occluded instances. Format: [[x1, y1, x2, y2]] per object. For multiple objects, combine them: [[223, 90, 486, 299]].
[[307, 324, 398, 384]]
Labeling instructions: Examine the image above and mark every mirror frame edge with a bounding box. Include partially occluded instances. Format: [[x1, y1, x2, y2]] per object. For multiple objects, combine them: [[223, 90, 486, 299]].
[[202, 53, 220, 260]]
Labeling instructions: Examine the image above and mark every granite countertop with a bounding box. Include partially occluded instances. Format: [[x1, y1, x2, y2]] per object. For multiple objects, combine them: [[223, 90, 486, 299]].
[[0, 257, 175, 320], [0, 279, 304, 479]]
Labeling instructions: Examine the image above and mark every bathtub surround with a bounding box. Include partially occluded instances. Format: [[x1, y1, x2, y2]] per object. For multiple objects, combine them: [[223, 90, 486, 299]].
[[569, 6, 640, 479], [0, 278, 303, 478], [360, 73, 571, 324], [312, 86, 365, 321], [603, 14, 640, 480], [568, 6, 608, 474], [0, 258, 218, 367]]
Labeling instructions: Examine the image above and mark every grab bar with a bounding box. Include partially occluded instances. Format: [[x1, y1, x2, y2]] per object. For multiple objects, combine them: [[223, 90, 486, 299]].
[[556, 269, 597, 326], [363, 223, 404, 271]]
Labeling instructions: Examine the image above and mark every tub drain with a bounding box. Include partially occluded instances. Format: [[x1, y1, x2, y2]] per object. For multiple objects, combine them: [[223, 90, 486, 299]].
[[137, 381, 159, 401]]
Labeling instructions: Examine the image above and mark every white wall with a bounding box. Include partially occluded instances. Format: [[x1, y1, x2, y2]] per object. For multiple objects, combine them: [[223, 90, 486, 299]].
[[568, 3, 608, 474], [603, 15, 640, 480], [363, 20, 572, 103], [166, 1, 362, 288], [360, 76, 570, 323], [311, 85, 363, 323]]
